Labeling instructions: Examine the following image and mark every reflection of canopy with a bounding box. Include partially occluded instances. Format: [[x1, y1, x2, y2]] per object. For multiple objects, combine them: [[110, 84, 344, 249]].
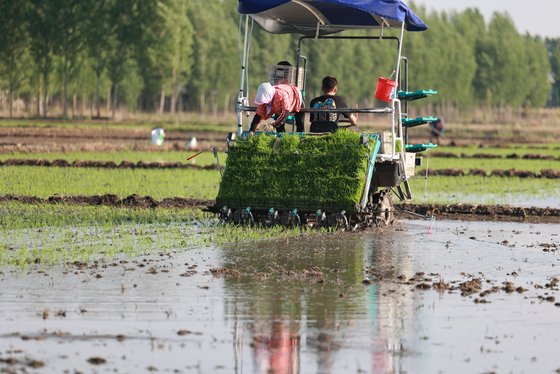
[[238, 0, 427, 35]]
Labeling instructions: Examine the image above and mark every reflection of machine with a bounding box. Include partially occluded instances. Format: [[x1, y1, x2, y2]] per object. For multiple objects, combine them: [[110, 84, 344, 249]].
[[213, 0, 438, 229]]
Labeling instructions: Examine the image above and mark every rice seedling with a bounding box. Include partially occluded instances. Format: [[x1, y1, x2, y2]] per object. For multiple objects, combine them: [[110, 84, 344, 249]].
[[0, 166, 220, 199], [434, 144, 560, 157], [217, 131, 370, 211], [408, 175, 559, 205], [424, 157, 560, 173], [0, 203, 329, 269]]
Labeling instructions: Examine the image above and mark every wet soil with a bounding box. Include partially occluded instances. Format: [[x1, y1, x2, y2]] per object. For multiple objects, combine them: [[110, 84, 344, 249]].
[[0, 194, 214, 209], [0, 126, 227, 153], [0, 220, 558, 373], [417, 168, 560, 178], [3, 125, 560, 154], [1, 194, 558, 223], [430, 151, 560, 161], [0, 158, 219, 170], [398, 202, 560, 223]]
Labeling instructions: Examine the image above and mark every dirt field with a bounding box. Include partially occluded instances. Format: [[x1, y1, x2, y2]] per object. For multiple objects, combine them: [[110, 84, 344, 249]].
[[1, 118, 559, 154]]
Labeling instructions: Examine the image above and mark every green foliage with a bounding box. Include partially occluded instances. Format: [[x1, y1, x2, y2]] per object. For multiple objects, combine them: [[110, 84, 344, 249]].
[[216, 131, 370, 212], [546, 38, 560, 106], [0, 0, 31, 117], [0, 1, 558, 115], [474, 13, 528, 106]]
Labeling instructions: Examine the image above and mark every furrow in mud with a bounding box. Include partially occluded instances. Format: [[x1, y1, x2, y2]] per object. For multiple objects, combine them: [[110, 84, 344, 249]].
[[0, 159, 219, 170], [0, 194, 213, 209], [417, 168, 560, 178], [398, 203, 560, 223], [1, 194, 558, 223]]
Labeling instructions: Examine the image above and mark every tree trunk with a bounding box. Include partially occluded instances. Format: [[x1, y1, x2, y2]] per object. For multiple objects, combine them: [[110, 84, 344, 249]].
[[106, 86, 111, 114], [223, 93, 230, 116], [42, 70, 49, 118], [8, 80, 13, 118], [199, 94, 205, 114], [36, 91, 40, 117], [170, 68, 177, 114], [95, 55, 101, 118], [63, 57, 69, 118], [159, 88, 165, 114], [112, 84, 118, 119], [81, 91, 86, 117], [72, 94, 77, 118]]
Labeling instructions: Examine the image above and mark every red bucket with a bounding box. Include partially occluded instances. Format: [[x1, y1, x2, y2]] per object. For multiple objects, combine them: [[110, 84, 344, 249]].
[[375, 77, 397, 102]]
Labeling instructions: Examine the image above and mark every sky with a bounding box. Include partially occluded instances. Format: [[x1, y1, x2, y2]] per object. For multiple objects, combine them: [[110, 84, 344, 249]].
[[411, 0, 558, 38]]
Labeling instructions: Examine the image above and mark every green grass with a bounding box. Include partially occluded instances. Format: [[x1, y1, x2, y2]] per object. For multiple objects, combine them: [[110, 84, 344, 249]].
[[434, 144, 560, 157], [0, 202, 204, 229], [0, 150, 224, 166], [0, 202, 329, 267], [423, 157, 560, 172], [1, 141, 556, 208], [408, 175, 560, 205], [0, 166, 220, 199]]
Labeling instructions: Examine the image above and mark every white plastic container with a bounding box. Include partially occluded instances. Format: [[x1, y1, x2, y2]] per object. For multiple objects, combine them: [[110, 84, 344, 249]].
[[151, 128, 165, 146]]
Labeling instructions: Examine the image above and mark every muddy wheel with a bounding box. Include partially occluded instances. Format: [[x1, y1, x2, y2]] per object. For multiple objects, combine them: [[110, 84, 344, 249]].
[[370, 190, 394, 226]]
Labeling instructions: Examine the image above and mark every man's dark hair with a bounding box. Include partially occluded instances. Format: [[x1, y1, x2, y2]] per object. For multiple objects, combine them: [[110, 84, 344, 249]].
[[277, 60, 292, 66], [322, 76, 338, 91]]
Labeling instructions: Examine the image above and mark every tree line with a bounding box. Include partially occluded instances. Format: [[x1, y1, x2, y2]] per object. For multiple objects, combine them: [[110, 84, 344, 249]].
[[0, 0, 559, 118]]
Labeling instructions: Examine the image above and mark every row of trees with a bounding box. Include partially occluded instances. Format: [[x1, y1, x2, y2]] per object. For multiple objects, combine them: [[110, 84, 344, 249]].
[[0, 0, 559, 118]]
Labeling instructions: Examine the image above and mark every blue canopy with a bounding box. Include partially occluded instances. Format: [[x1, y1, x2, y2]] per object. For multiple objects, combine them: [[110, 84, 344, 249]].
[[238, 0, 427, 35]]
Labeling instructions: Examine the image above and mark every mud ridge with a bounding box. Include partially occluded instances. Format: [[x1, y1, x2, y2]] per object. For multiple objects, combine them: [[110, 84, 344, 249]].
[[417, 168, 559, 178], [0, 159, 219, 170], [0, 194, 213, 209], [398, 203, 560, 223], [430, 152, 560, 161], [1, 194, 558, 223]]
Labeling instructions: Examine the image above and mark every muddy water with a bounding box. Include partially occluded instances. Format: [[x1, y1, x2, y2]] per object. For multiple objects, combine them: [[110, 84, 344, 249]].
[[0, 220, 559, 373]]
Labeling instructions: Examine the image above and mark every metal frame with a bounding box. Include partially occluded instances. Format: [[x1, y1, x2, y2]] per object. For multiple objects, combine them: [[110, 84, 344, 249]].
[[236, 16, 409, 163]]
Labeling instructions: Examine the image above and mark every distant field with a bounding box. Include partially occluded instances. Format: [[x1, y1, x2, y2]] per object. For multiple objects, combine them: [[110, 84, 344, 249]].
[[1, 146, 558, 173], [0, 119, 558, 209], [0, 150, 221, 166], [0, 166, 219, 200]]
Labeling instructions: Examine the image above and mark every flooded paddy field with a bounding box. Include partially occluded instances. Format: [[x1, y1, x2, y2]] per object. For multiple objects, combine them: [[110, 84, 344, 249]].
[[1, 219, 558, 373], [0, 121, 558, 373]]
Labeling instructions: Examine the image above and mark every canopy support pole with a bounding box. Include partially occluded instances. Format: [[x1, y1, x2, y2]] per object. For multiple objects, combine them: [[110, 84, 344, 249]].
[[237, 15, 251, 136], [390, 22, 406, 159]]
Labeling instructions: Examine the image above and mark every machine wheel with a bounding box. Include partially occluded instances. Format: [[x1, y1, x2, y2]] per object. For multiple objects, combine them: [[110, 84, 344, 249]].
[[370, 190, 394, 226]]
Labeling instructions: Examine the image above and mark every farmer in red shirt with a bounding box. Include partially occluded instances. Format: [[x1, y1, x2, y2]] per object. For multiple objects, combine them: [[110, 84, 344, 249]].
[[249, 82, 304, 134]]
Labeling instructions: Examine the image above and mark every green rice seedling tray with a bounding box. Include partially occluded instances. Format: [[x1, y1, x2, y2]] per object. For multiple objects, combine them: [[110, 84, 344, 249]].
[[216, 131, 373, 213]]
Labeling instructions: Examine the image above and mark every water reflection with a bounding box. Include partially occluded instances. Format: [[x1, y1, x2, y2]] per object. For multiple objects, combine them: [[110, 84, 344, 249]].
[[219, 230, 417, 373]]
